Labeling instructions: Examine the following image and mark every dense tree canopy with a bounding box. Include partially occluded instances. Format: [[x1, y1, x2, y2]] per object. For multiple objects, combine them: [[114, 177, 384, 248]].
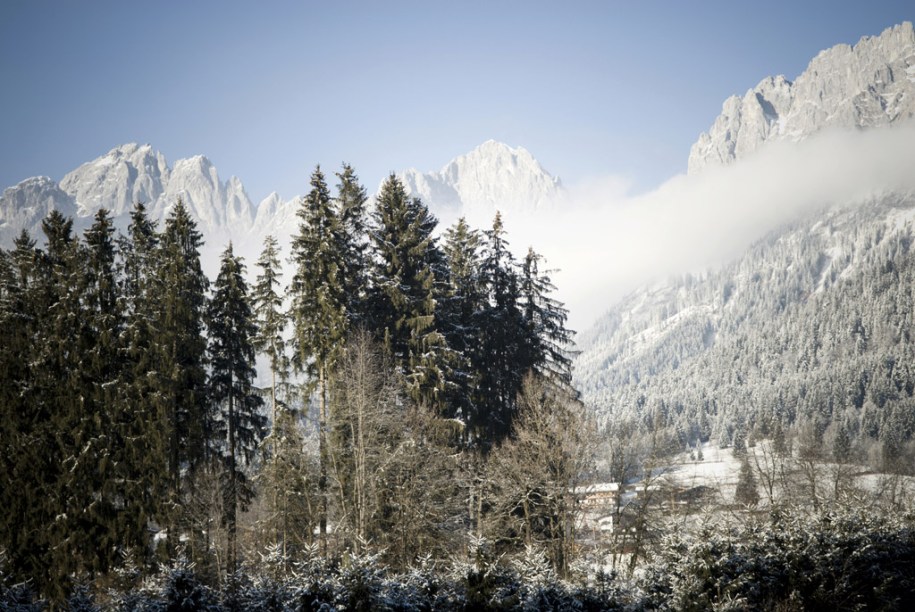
[[0, 166, 578, 603]]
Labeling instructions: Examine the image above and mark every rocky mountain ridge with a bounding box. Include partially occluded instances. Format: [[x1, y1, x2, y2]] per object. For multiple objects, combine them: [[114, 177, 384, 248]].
[[689, 21, 915, 173], [398, 140, 565, 227], [0, 140, 563, 259]]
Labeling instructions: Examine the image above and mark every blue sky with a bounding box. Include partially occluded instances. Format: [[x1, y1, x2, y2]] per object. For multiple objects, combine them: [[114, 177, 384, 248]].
[[0, 1, 911, 203]]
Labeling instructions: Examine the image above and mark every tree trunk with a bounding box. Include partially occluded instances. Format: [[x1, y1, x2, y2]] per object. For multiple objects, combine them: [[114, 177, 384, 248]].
[[319, 366, 328, 556], [228, 374, 237, 578]]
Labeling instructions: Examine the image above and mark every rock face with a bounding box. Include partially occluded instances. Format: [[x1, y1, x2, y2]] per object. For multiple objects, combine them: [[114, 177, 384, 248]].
[[1, 139, 563, 255], [398, 140, 565, 227], [689, 22, 915, 173], [0, 177, 78, 240], [60, 143, 169, 218], [0, 144, 258, 252]]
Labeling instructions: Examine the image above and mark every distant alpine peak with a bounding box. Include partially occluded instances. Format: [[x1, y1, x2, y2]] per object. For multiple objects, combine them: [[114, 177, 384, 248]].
[[689, 21, 915, 173], [0, 175, 77, 239], [60, 143, 170, 217], [398, 140, 565, 227]]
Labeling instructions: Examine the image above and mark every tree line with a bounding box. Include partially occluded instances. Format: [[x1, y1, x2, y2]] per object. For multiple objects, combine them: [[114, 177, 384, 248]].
[[0, 166, 581, 602]]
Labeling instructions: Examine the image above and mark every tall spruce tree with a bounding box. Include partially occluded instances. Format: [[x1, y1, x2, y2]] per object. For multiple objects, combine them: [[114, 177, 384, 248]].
[[475, 212, 527, 448], [35, 210, 89, 597], [334, 164, 371, 328], [519, 247, 574, 389], [157, 199, 210, 541], [207, 243, 266, 575], [370, 174, 452, 411], [120, 202, 169, 558], [0, 232, 46, 590], [251, 234, 293, 552], [252, 234, 288, 427], [441, 217, 485, 424], [289, 166, 347, 552], [59, 209, 126, 579]]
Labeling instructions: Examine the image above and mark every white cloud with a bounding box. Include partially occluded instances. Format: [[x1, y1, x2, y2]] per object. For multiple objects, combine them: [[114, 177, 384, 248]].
[[497, 121, 915, 333]]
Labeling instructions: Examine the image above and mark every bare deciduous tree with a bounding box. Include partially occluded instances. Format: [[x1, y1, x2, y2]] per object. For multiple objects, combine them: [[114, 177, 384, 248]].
[[484, 374, 593, 577]]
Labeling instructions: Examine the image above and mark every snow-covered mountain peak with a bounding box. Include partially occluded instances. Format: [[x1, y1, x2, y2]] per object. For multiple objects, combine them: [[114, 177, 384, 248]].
[[255, 191, 283, 217], [0, 176, 77, 238], [171, 154, 217, 178], [60, 143, 169, 217], [689, 21, 915, 173], [0, 142, 264, 256], [397, 140, 565, 228], [152, 154, 255, 237]]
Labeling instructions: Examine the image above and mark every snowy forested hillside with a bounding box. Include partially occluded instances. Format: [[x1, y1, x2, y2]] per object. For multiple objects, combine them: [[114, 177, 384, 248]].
[[576, 189, 915, 468], [575, 21, 915, 471]]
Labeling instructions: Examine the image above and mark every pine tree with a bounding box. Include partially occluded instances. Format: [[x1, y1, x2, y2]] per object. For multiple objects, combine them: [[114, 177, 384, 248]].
[[732, 427, 747, 457], [833, 420, 853, 463], [334, 164, 371, 328], [207, 243, 266, 575], [519, 248, 574, 389], [0, 233, 45, 590], [33, 210, 89, 597], [370, 174, 452, 411], [735, 458, 760, 507], [289, 166, 347, 553], [157, 199, 210, 543], [474, 212, 527, 448], [60, 209, 125, 578], [119, 202, 169, 559], [251, 234, 294, 553], [252, 234, 288, 428], [440, 217, 485, 425]]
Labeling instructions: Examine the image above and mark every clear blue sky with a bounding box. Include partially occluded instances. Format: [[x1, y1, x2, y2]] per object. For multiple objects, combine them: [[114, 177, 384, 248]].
[[1, 0, 911, 203]]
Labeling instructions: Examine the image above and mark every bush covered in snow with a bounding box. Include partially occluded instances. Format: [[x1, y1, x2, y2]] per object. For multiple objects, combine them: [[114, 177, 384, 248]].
[[7, 506, 915, 610], [640, 508, 915, 611]]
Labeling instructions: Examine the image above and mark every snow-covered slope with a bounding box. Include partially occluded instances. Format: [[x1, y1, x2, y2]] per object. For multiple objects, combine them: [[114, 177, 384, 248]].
[[574, 191, 915, 425], [689, 22, 915, 173], [578, 22, 915, 437], [398, 140, 565, 228]]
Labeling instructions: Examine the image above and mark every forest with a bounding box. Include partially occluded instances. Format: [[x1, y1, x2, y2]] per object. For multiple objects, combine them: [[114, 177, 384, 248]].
[[578, 194, 915, 478], [3, 168, 915, 610], [0, 165, 586, 606]]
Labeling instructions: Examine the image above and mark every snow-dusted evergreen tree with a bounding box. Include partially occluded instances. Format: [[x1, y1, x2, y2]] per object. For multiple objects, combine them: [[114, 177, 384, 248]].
[[0, 232, 47, 593], [18, 210, 93, 598], [334, 164, 371, 328], [157, 199, 210, 540], [207, 243, 266, 575], [119, 202, 170, 559], [251, 233, 298, 554], [289, 166, 348, 553], [370, 174, 452, 412], [59, 209, 128, 578], [474, 212, 527, 448], [440, 217, 485, 425], [735, 457, 760, 507], [252, 234, 288, 428], [519, 247, 574, 389]]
